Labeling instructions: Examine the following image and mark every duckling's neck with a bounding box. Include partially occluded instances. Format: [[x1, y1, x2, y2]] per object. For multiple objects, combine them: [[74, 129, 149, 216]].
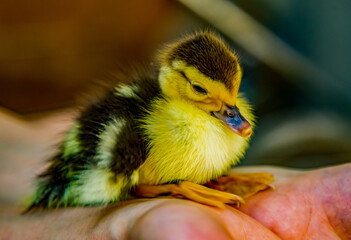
[[139, 98, 249, 185]]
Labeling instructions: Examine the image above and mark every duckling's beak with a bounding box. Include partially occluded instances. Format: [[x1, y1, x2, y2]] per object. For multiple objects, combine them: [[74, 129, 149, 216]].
[[212, 105, 252, 137]]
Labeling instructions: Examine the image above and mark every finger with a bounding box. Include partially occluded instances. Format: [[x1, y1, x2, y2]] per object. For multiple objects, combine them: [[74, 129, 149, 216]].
[[125, 199, 280, 240]]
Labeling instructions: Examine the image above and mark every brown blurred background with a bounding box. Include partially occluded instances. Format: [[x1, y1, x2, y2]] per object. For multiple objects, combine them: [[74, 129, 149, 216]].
[[1, 0, 351, 169], [0, 0, 190, 112]]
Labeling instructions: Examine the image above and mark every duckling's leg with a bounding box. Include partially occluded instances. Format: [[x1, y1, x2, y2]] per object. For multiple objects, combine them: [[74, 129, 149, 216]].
[[206, 172, 275, 199], [135, 181, 244, 208]]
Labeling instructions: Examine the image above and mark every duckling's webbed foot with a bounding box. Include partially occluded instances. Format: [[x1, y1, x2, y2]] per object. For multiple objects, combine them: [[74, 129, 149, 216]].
[[206, 172, 275, 200], [134, 181, 244, 208]]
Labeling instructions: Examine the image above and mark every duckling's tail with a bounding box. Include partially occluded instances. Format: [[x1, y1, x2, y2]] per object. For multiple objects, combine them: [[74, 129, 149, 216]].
[[23, 179, 67, 213], [23, 153, 73, 213]]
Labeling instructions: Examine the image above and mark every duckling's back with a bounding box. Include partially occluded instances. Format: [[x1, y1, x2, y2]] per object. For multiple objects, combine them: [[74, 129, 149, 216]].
[[27, 70, 162, 210]]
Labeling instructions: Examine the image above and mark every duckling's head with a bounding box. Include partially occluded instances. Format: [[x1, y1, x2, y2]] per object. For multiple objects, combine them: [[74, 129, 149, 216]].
[[158, 31, 252, 137]]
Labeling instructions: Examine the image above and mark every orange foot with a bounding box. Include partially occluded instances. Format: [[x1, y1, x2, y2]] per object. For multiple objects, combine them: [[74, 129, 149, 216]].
[[206, 172, 275, 199], [135, 181, 244, 208]]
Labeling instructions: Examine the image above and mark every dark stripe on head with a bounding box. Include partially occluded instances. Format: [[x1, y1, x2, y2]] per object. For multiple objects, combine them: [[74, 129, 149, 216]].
[[165, 32, 239, 91]]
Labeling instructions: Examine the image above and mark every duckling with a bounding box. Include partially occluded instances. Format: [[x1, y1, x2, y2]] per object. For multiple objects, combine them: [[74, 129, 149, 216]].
[[26, 31, 273, 211]]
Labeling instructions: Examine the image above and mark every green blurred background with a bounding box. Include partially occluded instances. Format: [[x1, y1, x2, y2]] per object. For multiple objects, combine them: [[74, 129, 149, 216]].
[[1, 0, 350, 168]]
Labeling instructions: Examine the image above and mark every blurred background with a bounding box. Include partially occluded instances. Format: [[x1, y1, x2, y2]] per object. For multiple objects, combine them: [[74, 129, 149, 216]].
[[1, 0, 350, 178]]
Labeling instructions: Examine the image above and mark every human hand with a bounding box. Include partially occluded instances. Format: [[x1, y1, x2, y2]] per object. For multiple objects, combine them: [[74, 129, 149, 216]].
[[1, 164, 350, 240], [123, 164, 350, 240]]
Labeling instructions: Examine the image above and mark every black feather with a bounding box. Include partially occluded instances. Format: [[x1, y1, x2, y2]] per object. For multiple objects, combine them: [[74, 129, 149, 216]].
[[26, 68, 162, 211]]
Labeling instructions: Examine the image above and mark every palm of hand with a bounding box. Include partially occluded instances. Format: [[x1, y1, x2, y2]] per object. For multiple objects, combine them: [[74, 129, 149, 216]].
[[122, 164, 351, 240], [239, 164, 351, 239]]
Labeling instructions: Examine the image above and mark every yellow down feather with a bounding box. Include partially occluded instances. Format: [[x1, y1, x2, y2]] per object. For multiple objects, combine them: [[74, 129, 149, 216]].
[[139, 94, 254, 185]]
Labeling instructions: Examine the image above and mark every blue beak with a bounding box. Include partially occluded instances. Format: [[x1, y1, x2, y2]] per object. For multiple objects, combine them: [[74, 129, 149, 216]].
[[213, 105, 252, 137]]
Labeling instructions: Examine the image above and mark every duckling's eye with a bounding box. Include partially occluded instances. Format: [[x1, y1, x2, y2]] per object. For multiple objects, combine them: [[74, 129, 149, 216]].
[[191, 83, 207, 95], [179, 70, 208, 95]]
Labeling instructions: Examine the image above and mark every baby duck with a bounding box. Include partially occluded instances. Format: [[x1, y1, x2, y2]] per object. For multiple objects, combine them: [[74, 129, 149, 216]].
[[27, 31, 272, 211]]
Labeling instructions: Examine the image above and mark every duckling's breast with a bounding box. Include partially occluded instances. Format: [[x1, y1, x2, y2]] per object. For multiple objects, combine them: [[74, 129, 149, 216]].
[[139, 98, 250, 185]]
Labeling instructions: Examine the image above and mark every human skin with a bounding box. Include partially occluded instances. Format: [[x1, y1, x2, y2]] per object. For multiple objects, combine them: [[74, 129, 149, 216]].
[[0, 110, 350, 240], [239, 164, 351, 239]]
